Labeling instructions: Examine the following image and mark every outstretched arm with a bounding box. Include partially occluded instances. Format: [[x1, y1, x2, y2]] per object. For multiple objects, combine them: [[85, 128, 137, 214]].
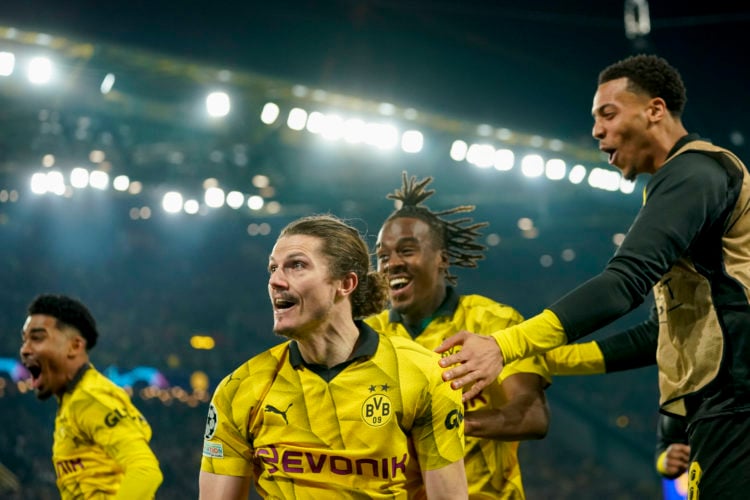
[[464, 372, 549, 440]]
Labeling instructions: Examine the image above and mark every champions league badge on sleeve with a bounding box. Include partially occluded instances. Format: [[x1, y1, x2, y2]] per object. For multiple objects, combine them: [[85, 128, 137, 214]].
[[204, 403, 218, 440]]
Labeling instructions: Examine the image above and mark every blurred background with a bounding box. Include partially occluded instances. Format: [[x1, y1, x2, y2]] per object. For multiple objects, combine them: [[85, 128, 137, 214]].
[[1, 1, 747, 498]]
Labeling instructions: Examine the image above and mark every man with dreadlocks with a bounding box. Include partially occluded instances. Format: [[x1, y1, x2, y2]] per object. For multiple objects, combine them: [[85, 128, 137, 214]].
[[366, 173, 550, 499]]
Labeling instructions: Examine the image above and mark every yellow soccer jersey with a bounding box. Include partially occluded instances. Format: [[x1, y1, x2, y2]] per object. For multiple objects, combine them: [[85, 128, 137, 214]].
[[53, 364, 161, 499], [366, 289, 551, 500], [201, 323, 465, 499]]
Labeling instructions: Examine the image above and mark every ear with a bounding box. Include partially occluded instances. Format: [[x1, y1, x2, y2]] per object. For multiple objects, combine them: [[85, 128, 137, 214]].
[[647, 96, 668, 123], [438, 249, 450, 273], [68, 335, 87, 358], [337, 271, 359, 298]]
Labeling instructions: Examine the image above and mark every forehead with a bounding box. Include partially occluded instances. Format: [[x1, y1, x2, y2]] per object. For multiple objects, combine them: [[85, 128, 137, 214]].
[[592, 77, 638, 113], [378, 217, 432, 244], [270, 234, 323, 260], [22, 314, 59, 334]]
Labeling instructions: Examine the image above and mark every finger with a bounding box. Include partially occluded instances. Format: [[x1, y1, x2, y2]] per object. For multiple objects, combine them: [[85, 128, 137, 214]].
[[435, 331, 468, 354], [461, 380, 487, 402], [442, 363, 470, 382]]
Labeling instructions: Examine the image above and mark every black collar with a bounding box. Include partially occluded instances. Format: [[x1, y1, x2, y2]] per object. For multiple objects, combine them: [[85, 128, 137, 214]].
[[388, 286, 459, 337]]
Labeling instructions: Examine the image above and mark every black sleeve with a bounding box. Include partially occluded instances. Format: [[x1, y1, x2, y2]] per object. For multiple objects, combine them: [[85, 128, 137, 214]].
[[655, 413, 689, 478], [598, 304, 658, 373], [549, 152, 732, 341]]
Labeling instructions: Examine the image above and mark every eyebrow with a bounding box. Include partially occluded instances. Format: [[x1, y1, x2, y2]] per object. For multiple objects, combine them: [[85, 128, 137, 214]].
[[592, 103, 615, 117], [269, 250, 308, 262]]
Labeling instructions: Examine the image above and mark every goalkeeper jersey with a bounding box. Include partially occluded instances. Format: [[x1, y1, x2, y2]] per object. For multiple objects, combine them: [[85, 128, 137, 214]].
[[201, 322, 465, 499], [53, 364, 161, 499], [366, 288, 551, 500]]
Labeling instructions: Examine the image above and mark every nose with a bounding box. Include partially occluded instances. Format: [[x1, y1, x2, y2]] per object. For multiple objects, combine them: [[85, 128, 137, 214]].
[[268, 268, 287, 290], [20, 338, 31, 358], [592, 119, 605, 140]]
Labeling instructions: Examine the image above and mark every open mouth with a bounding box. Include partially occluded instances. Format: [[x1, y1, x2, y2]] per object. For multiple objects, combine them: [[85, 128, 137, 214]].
[[389, 277, 411, 291], [273, 297, 297, 310], [24, 362, 42, 388], [601, 147, 616, 164]]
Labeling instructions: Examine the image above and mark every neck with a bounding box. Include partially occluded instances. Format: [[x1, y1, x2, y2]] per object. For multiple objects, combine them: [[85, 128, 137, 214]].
[[652, 121, 690, 172], [296, 315, 361, 368], [402, 285, 447, 329]]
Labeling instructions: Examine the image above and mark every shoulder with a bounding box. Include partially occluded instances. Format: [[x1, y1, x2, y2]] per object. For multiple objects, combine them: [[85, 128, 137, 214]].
[[213, 343, 291, 402], [364, 310, 390, 331], [456, 294, 524, 326]]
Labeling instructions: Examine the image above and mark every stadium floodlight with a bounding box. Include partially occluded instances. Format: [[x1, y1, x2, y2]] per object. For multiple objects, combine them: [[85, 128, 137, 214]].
[[88, 170, 109, 190], [45, 171, 66, 195], [184, 199, 200, 214], [365, 123, 399, 150], [0, 51, 15, 77], [588, 167, 621, 191], [545, 159, 567, 180], [162, 191, 184, 213], [226, 190, 244, 209], [305, 111, 326, 134], [30, 172, 48, 194], [204, 187, 225, 208], [320, 114, 344, 141], [521, 154, 545, 178], [70, 167, 90, 188], [206, 91, 231, 118], [100, 73, 115, 94], [449, 140, 468, 161], [343, 118, 366, 144], [287, 107, 308, 131], [493, 149, 514, 171], [619, 178, 636, 194], [401, 130, 423, 154], [113, 175, 130, 192], [466, 144, 495, 168], [252, 175, 270, 189], [247, 195, 264, 210], [27, 56, 53, 85], [568, 164, 587, 184], [260, 102, 280, 125]]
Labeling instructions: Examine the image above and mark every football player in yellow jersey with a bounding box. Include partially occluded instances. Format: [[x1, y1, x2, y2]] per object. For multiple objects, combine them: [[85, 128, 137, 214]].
[[200, 214, 468, 500], [366, 173, 550, 499], [19, 294, 163, 499]]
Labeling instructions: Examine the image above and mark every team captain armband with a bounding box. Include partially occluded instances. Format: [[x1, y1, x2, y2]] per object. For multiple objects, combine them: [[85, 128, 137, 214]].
[[544, 341, 606, 376], [491, 309, 567, 364]]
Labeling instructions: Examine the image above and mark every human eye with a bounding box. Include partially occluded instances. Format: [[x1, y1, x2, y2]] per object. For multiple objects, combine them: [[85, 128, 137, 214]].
[[268, 264, 277, 274]]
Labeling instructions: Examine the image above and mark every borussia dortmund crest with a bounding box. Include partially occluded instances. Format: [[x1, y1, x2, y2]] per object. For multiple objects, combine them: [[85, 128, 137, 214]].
[[361, 393, 393, 427]]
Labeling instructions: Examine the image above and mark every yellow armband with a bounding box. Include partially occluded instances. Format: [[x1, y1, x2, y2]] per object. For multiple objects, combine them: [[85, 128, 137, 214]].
[[656, 450, 669, 476], [492, 309, 567, 364], [545, 341, 605, 376]]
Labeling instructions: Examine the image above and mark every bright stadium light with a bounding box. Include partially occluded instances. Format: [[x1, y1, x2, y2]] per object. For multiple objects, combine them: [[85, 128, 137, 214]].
[[450, 140, 468, 161], [588, 167, 621, 191], [27, 56, 53, 85], [88, 171, 109, 190], [204, 187, 225, 208], [620, 178, 636, 194], [305, 111, 326, 134], [45, 171, 66, 195], [100, 73, 116, 94], [521, 154, 544, 177], [494, 149, 514, 171], [260, 102, 280, 124], [287, 108, 308, 131], [226, 190, 244, 209], [401, 130, 423, 153], [184, 199, 200, 214], [320, 114, 344, 141], [162, 191, 184, 213], [30, 172, 48, 194], [466, 144, 495, 168], [206, 92, 231, 118], [247, 195, 264, 210], [365, 123, 398, 150], [343, 118, 366, 144], [569, 164, 587, 184], [545, 159, 567, 180], [0, 51, 15, 77], [113, 175, 130, 191], [70, 167, 90, 188]]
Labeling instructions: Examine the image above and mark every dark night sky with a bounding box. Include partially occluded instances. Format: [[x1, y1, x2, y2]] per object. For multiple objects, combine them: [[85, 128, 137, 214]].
[[2, 0, 748, 154]]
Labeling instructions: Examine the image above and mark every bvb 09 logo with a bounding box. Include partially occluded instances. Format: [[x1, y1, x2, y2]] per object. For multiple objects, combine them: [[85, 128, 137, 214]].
[[361, 394, 393, 427]]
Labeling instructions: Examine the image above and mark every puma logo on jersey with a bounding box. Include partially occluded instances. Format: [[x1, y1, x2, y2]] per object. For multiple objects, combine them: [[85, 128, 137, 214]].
[[265, 403, 293, 424]]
